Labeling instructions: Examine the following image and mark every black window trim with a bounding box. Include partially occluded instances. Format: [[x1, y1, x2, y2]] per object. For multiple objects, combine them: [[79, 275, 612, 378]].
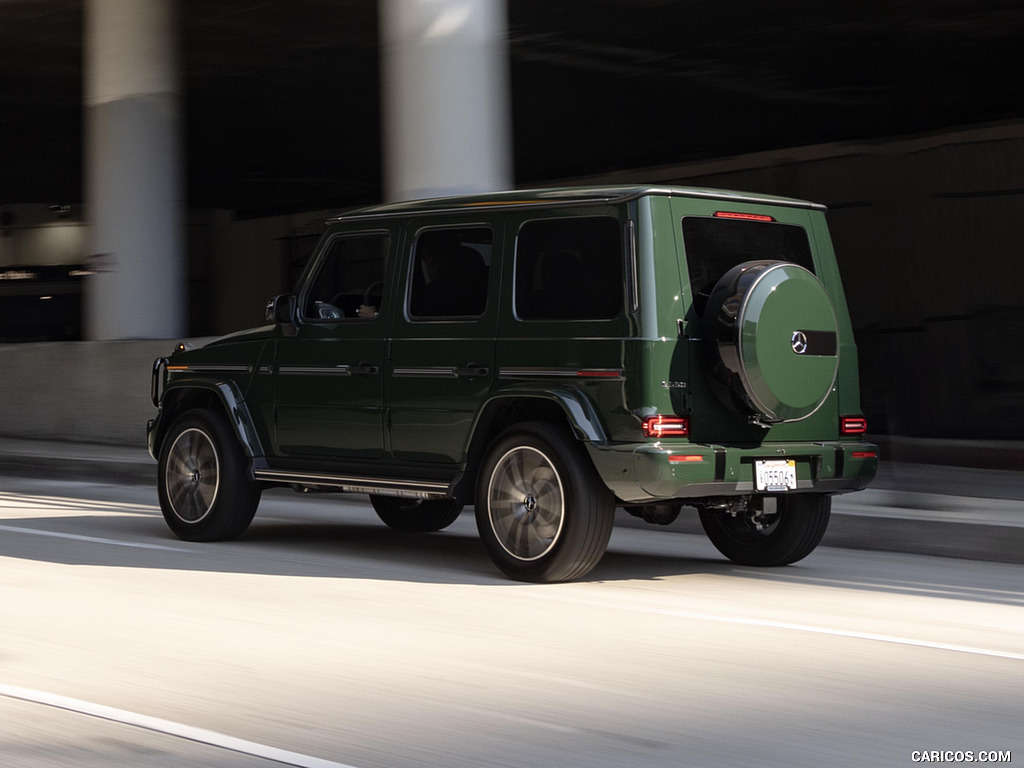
[[625, 219, 638, 313]]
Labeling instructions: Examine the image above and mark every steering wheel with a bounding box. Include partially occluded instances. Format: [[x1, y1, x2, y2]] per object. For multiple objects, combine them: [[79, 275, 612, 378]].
[[363, 281, 384, 306]]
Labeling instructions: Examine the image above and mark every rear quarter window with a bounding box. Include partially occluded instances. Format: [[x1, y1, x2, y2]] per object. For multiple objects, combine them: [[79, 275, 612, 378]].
[[515, 216, 623, 321]]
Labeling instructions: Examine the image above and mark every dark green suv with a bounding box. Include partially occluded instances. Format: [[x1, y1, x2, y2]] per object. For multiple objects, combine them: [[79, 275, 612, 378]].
[[148, 186, 877, 581]]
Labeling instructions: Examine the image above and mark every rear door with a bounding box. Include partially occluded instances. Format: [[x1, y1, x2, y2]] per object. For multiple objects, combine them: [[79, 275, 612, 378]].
[[387, 221, 500, 464]]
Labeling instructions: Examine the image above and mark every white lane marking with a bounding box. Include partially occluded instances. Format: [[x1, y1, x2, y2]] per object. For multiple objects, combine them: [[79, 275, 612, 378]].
[[0, 491, 157, 514], [0, 524, 192, 553], [529, 593, 1024, 662], [0, 684, 359, 768]]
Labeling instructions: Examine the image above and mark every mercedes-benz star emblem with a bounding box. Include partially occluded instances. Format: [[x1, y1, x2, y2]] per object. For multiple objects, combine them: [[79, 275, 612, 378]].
[[791, 331, 808, 354]]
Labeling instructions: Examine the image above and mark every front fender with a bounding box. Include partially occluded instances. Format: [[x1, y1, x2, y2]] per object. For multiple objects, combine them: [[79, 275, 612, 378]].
[[151, 378, 265, 461]]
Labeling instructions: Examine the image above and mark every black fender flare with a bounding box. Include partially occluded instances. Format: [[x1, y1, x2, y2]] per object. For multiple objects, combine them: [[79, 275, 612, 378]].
[[155, 378, 265, 460], [449, 386, 609, 506], [465, 386, 609, 463]]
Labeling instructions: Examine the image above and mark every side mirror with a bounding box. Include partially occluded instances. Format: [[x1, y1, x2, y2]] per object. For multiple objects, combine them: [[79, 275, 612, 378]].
[[266, 294, 298, 336]]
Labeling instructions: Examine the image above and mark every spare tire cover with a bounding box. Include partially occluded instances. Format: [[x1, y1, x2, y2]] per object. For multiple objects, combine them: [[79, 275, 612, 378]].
[[703, 260, 839, 423]]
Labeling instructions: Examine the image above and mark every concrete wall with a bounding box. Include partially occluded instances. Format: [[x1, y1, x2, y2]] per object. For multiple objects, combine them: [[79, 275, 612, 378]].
[[0, 339, 174, 446], [0, 207, 330, 448]]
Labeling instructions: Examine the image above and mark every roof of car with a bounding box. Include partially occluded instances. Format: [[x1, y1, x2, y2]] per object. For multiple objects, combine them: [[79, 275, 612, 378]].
[[327, 185, 825, 222]]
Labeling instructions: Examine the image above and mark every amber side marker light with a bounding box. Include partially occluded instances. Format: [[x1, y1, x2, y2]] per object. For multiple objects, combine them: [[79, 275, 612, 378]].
[[642, 415, 690, 438], [840, 416, 869, 435], [714, 211, 775, 222]]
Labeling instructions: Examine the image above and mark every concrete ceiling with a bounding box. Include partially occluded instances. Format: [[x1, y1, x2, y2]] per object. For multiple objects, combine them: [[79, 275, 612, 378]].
[[2, 0, 1023, 215]]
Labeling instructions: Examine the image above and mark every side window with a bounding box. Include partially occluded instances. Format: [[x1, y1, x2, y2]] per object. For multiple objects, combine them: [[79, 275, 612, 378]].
[[303, 233, 388, 321], [408, 227, 492, 320], [515, 216, 623, 320]]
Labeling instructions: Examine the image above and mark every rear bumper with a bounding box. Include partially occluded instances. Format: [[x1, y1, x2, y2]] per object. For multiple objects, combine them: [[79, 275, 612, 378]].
[[587, 439, 879, 504]]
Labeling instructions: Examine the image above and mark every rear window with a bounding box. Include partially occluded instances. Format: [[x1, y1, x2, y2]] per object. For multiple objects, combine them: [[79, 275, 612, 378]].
[[515, 217, 623, 320], [682, 217, 814, 313]]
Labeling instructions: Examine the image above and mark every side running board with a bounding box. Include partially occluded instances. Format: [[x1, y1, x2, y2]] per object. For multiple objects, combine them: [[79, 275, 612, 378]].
[[253, 468, 450, 500]]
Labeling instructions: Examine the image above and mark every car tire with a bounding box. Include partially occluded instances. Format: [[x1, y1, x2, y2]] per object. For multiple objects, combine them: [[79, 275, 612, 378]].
[[475, 422, 614, 583], [698, 494, 830, 566], [370, 496, 463, 532], [157, 409, 261, 541]]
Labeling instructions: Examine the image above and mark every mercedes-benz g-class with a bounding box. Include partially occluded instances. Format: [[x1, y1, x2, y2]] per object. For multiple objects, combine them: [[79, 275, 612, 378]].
[[148, 186, 877, 581]]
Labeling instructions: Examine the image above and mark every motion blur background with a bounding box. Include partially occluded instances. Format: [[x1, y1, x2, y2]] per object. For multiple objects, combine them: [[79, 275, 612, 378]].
[[1, 0, 1023, 445]]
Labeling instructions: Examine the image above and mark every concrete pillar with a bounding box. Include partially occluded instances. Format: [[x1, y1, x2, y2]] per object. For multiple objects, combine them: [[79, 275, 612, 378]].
[[83, 0, 185, 339], [380, 0, 512, 202]]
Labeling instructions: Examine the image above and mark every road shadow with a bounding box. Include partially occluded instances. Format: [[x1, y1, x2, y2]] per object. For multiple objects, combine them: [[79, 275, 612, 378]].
[[3, 484, 1023, 603], [0, 498, 741, 587], [3, 506, 1024, 607]]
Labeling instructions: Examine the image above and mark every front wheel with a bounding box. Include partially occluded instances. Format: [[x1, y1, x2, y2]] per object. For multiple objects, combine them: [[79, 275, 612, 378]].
[[157, 409, 261, 541], [475, 423, 614, 583], [370, 496, 463, 532], [698, 494, 830, 566]]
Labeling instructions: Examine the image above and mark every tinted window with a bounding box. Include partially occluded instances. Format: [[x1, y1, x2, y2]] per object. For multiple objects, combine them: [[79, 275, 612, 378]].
[[408, 227, 492, 320], [682, 217, 814, 312], [304, 233, 388, 320], [515, 217, 622, 320]]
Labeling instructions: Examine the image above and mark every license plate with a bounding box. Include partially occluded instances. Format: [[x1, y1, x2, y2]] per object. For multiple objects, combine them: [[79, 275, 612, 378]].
[[755, 459, 797, 492]]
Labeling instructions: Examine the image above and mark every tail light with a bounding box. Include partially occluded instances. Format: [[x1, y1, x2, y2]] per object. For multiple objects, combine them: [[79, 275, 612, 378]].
[[642, 415, 690, 438], [840, 416, 868, 435]]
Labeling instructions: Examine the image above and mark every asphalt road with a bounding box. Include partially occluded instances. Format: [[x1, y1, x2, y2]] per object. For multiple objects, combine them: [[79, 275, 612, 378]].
[[1, 477, 1021, 768]]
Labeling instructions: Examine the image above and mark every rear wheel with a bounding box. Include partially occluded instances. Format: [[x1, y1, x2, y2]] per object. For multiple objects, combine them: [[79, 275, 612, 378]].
[[698, 494, 830, 566], [475, 423, 614, 583], [157, 409, 261, 541], [370, 496, 463, 532]]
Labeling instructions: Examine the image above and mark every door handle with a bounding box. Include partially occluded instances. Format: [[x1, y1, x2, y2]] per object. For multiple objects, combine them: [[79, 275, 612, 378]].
[[455, 365, 489, 378], [351, 364, 379, 376]]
